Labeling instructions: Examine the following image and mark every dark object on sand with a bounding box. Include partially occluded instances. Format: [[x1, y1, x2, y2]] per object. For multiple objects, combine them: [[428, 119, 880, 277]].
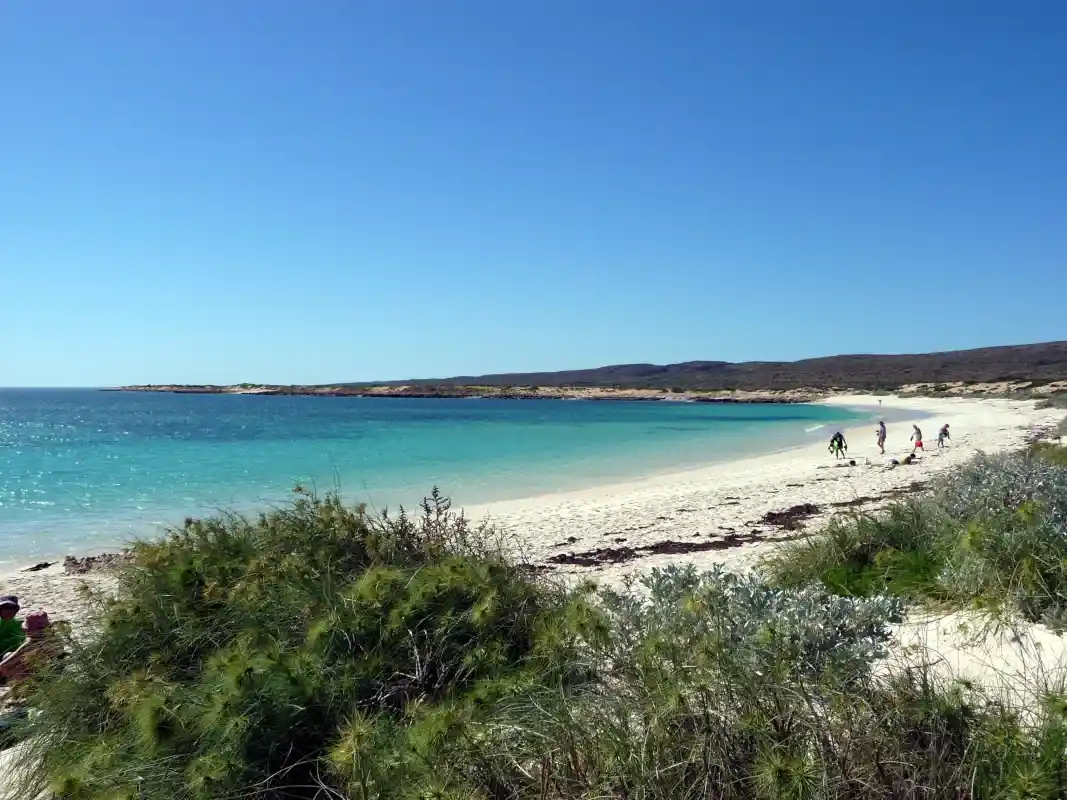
[[761, 503, 821, 530], [63, 553, 133, 575], [547, 533, 777, 567], [21, 562, 54, 573]]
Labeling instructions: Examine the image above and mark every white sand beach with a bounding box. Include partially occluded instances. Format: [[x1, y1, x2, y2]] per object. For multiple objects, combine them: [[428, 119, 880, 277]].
[[3, 394, 1063, 630], [468, 394, 1065, 583]]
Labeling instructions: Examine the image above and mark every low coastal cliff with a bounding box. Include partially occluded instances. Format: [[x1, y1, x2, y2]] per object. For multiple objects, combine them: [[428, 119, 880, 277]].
[[108, 342, 1067, 403], [108, 378, 1067, 403], [109, 384, 833, 403]]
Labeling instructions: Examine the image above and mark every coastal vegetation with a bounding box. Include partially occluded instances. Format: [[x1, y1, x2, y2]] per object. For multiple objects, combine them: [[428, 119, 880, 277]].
[[766, 446, 1067, 628], [9, 445, 1067, 799]]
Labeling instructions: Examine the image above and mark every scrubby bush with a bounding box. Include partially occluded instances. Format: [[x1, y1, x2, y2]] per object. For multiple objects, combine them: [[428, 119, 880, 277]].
[[12, 478, 1067, 799], [1036, 392, 1067, 410], [1032, 441, 1067, 466], [766, 449, 1067, 627], [12, 491, 599, 800], [598, 566, 903, 683], [490, 566, 908, 798], [474, 567, 1067, 799]]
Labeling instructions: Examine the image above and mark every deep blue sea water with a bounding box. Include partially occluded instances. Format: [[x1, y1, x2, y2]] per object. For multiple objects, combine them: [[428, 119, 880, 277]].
[[0, 389, 870, 564]]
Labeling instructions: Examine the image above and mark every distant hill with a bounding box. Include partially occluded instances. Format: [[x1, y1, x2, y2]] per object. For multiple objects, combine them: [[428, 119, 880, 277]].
[[350, 341, 1067, 392]]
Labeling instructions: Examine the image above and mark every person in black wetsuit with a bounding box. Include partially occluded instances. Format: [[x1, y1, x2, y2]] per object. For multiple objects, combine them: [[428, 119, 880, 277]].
[[937, 424, 951, 448], [829, 431, 847, 459]]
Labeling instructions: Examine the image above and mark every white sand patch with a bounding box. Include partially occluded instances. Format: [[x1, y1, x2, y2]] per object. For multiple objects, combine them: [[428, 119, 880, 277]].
[[887, 611, 1067, 706]]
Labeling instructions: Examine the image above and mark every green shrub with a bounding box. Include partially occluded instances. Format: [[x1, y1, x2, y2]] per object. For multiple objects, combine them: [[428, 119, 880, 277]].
[[13, 491, 597, 800], [1036, 392, 1067, 410], [768, 501, 952, 600], [765, 451, 1067, 627], [477, 567, 1067, 799], [1031, 442, 1067, 466], [12, 477, 1067, 799]]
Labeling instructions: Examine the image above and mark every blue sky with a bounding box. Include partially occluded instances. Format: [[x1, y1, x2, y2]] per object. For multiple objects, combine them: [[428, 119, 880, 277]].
[[2, 2, 1064, 386]]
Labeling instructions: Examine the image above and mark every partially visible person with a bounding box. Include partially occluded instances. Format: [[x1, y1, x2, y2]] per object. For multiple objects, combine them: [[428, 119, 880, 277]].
[[876, 421, 887, 454], [938, 423, 951, 448], [0, 611, 61, 687], [0, 596, 24, 658], [887, 453, 918, 469], [829, 431, 847, 459], [911, 425, 924, 453]]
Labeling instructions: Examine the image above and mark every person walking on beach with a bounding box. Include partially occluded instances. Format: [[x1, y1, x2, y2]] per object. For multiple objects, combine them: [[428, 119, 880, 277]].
[[829, 431, 847, 459], [876, 420, 887, 454], [938, 424, 951, 448], [911, 425, 924, 453]]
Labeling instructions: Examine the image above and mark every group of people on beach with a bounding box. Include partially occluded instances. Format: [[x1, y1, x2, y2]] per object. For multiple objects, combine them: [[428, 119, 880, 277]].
[[0, 597, 57, 686], [828, 422, 951, 459], [0, 595, 61, 745], [0, 596, 59, 688]]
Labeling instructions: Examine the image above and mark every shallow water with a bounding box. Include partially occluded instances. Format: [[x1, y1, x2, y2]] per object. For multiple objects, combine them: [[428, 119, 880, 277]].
[[0, 389, 868, 562]]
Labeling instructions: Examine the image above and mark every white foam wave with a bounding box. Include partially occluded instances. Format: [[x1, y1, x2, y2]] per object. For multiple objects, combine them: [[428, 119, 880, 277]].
[[804, 423, 828, 433]]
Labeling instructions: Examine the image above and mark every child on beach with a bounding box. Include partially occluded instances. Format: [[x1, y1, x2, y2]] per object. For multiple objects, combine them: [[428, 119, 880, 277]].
[[0, 611, 61, 687], [938, 424, 950, 448], [876, 421, 887, 454], [0, 597, 24, 659], [911, 425, 924, 453]]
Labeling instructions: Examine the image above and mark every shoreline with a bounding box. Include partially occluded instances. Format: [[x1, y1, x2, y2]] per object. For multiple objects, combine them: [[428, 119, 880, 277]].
[[107, 375, 1067, 404], [0, 399, 879, 568], [464, 394, 1064, 584], [5, 394, 1063, 622], [109, 383, 833, 403]]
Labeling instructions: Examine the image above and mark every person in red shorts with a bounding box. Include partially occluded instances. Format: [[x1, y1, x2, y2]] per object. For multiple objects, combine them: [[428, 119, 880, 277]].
[[911, 425, 924, 453]]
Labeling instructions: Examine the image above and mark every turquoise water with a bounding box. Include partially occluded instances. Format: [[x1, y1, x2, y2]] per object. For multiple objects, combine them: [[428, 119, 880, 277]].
[[0, 389, 869, 564]]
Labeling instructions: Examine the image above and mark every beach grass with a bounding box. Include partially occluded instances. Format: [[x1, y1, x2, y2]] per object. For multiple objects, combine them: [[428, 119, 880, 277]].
[[1035, 392, 1067, 411], [9, 450, 1067, 798], [765, 445, 1067, 628]]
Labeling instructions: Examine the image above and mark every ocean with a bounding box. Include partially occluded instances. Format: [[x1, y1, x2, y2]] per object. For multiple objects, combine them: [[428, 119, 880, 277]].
[[0, 389, 870, 565]]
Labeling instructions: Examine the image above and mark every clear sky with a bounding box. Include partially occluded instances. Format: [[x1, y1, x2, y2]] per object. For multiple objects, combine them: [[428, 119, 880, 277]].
[[2, 1, 1065, 386]]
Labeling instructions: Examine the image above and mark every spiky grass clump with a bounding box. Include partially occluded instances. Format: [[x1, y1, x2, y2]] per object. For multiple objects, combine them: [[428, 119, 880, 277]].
[[765, 449, 1067, 627], [13, 491, 599, 800]]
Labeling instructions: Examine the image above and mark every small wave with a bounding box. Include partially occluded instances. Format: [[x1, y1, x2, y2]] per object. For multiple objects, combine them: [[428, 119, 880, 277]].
[[804, 423, 828, 433]]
